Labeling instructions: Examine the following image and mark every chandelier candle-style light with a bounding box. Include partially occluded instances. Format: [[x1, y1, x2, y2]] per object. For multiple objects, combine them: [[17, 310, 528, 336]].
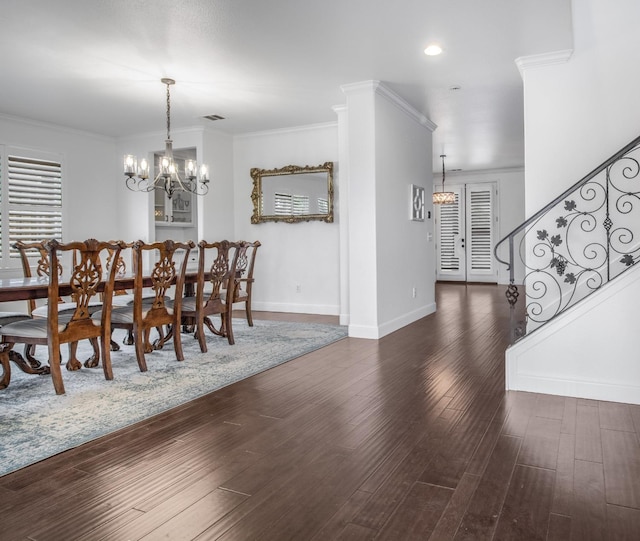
[[124, 78, 209, 199], [433, 154, 455, 205]]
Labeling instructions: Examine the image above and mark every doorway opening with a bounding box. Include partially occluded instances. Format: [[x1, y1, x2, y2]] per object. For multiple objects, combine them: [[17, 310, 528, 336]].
[[435, 182, 497, 283]]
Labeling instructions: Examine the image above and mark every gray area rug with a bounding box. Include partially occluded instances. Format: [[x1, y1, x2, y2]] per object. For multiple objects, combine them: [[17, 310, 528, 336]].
[[0, 319, 347, 477]]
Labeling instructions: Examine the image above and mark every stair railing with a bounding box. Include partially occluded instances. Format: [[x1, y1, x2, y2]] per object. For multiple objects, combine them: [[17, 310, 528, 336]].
[[495, 134, 640, 344]]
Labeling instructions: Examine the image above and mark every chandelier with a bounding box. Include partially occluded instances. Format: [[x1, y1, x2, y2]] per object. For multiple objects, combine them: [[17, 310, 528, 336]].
[[123, 78, 209, 199], [433, 154, 455, 204]]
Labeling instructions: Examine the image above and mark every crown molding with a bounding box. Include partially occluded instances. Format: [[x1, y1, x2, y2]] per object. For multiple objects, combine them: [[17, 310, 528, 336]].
[[0, 112, 114, 142], [515, 49, 574, 78], [235, 121, 338, 139], [341, 80, 437, 132]]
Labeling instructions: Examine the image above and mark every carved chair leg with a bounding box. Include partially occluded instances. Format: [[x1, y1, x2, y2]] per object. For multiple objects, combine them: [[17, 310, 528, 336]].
[[246, 301, 253, 327], [123, 329, 134, 346], [48, 343, 65, 395], [83, 338, 101, 368], [0, 346, 12, 390], [66, 341, 82, 371], [24, 343, 44, 370], [143, 328, 154, 353], [110, 329, 120, 352], [133, 326, 148, 372], [224, 313, 235, 345], [195, 319, 207, 353], [153, 325, 169, 350], [173, 321, 185, 362]]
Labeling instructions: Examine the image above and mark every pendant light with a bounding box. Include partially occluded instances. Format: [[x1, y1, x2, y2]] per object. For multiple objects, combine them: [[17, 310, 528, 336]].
[[433, 154, 455, 204]]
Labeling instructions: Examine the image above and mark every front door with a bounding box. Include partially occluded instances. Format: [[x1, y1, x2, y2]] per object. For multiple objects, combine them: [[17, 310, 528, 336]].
[[435, 182, 497, 283]]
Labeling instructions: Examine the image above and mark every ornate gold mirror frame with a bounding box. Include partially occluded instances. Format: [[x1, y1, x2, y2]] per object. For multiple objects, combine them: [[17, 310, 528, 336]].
[[251, 162, 334, 224]]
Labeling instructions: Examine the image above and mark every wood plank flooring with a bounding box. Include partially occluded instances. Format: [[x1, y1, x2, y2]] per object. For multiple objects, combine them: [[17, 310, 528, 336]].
[[1, 283, 639, 540]]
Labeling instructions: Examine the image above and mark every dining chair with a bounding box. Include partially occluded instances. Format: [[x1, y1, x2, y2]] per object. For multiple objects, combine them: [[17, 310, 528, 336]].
[[0, 312, 36, 389], [227, 240, 261, 326], [13, 239, 102, 365], [97, 239, 195, 372], [103, 241, 169, 348], [177, 240, 240, 352], [0, 239, 125, 394]]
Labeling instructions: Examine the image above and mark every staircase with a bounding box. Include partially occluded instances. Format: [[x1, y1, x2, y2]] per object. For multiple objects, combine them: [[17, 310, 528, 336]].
[[494, 135, 640, 405]]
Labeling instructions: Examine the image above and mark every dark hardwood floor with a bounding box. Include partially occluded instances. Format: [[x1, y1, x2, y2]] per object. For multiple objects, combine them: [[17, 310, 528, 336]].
[[1, 283, 639, 540]]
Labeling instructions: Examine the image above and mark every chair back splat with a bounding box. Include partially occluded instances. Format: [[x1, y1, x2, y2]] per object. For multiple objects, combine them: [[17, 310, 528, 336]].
[[180, 240, 239, 352]]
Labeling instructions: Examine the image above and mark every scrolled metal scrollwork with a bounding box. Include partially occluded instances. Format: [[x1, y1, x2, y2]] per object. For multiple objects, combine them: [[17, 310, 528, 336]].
[[496, 137, 640, 343]]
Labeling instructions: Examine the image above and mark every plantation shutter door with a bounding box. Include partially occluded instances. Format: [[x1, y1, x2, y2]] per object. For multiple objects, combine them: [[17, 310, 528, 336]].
[[7, 154, 62, 257], [436, 185, 465, 281], [465, 183, 496, 282]]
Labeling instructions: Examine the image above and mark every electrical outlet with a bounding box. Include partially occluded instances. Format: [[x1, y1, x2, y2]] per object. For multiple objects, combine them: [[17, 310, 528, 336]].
[[412, 287, 417, 298]]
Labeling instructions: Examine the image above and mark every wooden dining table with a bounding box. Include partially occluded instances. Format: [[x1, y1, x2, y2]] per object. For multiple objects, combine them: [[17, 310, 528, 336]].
[[0, 269, 202, 387]]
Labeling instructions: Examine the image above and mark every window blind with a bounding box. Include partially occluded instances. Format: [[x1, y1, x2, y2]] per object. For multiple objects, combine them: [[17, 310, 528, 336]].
[[7, 155, 62, 257]]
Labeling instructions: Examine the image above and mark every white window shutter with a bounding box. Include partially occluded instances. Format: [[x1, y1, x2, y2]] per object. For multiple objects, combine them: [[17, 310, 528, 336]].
[[7, 155, 62, 256]]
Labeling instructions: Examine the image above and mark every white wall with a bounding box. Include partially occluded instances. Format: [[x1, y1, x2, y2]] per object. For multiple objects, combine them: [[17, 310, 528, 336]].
[[523, 0, 640, 214], [0, 114, 118, 275], [510, 0, 640, 402], [233, 123, 340, 315], [201, 128, 235, 242]]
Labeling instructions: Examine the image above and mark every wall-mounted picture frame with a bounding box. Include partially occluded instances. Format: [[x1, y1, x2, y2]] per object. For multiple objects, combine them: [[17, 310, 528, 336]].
[[410, 184, 425, 221]]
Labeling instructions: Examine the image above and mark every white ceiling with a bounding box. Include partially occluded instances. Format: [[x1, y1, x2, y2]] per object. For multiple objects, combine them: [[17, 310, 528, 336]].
[[0, 0, 572, 173]]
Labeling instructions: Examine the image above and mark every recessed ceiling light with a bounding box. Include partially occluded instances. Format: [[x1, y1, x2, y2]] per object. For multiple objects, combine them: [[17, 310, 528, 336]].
[[424, 44, 443, 56]]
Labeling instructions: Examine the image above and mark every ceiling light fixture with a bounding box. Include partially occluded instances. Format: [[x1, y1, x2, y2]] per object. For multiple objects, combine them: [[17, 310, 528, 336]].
[[424, 44, 443, 56], [123, 78, 209, 199], [433, 154, 456, 205]]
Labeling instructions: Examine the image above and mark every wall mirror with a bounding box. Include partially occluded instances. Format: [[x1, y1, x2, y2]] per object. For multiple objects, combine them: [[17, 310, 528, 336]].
[[251, 162, 334, 223]]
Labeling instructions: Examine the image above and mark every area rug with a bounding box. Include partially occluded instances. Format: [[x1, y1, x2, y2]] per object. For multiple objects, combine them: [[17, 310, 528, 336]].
[[0, 319, 347, 477]]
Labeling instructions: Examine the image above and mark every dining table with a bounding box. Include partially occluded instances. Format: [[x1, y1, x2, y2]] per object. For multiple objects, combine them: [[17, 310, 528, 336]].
[[0, 268, 202, 387]]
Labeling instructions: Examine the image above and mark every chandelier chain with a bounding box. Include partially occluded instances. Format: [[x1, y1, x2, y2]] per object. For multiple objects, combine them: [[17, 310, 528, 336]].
[[166, 82, 171, 141]]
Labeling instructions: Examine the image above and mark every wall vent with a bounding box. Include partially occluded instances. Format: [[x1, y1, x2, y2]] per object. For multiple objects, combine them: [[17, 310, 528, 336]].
[[204, 114, 225, 121]]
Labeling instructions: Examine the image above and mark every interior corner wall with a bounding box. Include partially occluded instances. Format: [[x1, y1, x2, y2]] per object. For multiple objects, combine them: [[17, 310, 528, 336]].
[[343, 82, 436, 339], [374, 93, 436, 337], [200, 128, 235, 242], [343, 85, 379, 337], [523, 0, 640, 215], [232, 124, 340, 316]]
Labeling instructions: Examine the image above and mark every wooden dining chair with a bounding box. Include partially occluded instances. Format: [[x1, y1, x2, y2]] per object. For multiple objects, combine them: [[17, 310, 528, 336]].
[[177, 240, 240, 352], [0, 312, 37, 390], [227, 240, 261, 326], [13, 239, 102, 365], [97, 239, 195, 372], [0, 239, 125, 394], [14, 240, 68, 317]]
